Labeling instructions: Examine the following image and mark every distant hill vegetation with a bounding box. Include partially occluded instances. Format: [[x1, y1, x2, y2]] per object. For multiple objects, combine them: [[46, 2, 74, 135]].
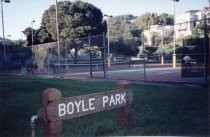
[[185, 10, 201, 13], [114, 14, 137, 21], [0, 37, 11, 42]]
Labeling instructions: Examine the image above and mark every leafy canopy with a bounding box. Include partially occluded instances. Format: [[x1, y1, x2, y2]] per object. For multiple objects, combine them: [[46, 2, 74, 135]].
[[23, 1, 105, 46], [41, 1, 105, 41], [135, 12, 174, 29]]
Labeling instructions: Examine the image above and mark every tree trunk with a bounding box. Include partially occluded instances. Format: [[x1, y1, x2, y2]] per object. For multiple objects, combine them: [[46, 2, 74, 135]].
[[74, 48, 78, 64]]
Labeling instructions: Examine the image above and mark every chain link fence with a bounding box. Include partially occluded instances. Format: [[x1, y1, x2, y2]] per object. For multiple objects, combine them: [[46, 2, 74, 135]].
[[0, 44, 33, 70], [30, 34, 107, 78], [0, 30, 209, 85]]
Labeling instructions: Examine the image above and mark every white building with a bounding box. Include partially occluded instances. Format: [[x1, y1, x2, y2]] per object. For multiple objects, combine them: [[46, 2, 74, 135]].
[[204, 7, 210, 24], [174, 9, 208, 39], [143, 8, 209, 45], [175, 12, 201, 38], [143, 25, 173, 46]]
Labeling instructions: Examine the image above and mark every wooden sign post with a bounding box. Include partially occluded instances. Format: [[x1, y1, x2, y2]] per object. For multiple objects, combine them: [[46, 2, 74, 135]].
[[42, 81, 132, 137], [42, 88, 62, 137], [116, 80, 132, 127]]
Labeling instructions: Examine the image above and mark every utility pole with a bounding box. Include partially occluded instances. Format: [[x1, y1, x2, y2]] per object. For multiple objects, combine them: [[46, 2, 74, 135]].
[[104, 14, 113, 69], [172, 0, 179, 68], [55, 0, 61, 77], [1, 0, 10, 68], [31, 20, 35, 45]]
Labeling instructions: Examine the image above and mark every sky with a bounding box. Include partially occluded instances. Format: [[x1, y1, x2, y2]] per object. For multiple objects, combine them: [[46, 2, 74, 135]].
[[0, 0, 209, 40]]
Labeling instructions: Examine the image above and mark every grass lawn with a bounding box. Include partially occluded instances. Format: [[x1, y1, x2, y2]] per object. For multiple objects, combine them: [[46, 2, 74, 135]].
[[0, 76, 208, 137]]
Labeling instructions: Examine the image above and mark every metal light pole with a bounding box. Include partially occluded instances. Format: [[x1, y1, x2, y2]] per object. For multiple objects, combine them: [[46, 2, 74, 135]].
[[31, 20, 35, 46], [55, 0, 61, 75], [6, 34, 10, 55], [161, 25, 164, 65], [209, 0, 210, 7], [142, 30, 146, 81], [21, 31, 23, 40], [173, 0, 179, 68], [31, 20, 35, 68], [104, 14, 113, 68], [1, 0, 10, 67]]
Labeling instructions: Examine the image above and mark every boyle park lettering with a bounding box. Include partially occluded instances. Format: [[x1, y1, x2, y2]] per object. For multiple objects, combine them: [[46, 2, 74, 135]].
[[47, 90, 132, 121]]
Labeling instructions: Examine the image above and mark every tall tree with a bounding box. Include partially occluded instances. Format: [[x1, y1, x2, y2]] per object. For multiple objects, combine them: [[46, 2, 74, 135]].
[[144, 32, 162, 55], [23, 27, 53, 46], [41, 1, 105, 41], [28, 1, 105, 63], [135, 12, 174, 29], [37, 26, 54, 44], [135, 12, 159, 29], [158, 13, 174, 25], [23, 27, 32, 46], [151, 32, 161, 47], [108, 18, 124, 40]]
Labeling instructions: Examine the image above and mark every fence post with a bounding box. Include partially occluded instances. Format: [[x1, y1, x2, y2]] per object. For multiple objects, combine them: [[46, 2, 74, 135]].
[[161, 55, 164, 65], [208, 38, 210, 86], [42, 88, 62, 137], [208, 38, 210, 136], [116, 80, 132, 127]]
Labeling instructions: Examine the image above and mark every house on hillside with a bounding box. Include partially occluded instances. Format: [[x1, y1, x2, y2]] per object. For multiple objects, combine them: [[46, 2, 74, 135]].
[[143, 25, 173, 46], [174, 7, 210, 39], [175, 11, 203, 39], [204, 7, 210, 25]]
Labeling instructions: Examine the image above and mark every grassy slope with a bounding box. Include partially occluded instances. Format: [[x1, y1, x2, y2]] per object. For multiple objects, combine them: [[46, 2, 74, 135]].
[[0, 76, 208, 137]]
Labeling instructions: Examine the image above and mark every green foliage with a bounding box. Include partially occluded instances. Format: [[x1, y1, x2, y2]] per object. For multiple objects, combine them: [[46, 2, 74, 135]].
[[135, 12, 158, 29], [24, 1, 106, 63], [108, 18, 132, 40], [142, 32, 162, 55], [23, 27, 33, 46], [130, 28, 141, 38], [123, 38, 139, 56], [114, 14, 136, 21], [135, 12, 173, 29], [144, 45, 158, 55], [134, 12, 174, 56], [41, 1, 105, 41], [155, 46, 165, 55], [158, 13, 174, 25], [107, 17, 141, 56], [23, 1, 105, 46], [108, 17, 140, 39], [37, 26, 54, 44], [164, 43, 175, 55], [23, 26, 54, 47], [33, 43, 58, 70], [163, 31, 173, 44], [151, 32, 162, 47], [122, 22, 134, 39], [110, 38, 139, 56]]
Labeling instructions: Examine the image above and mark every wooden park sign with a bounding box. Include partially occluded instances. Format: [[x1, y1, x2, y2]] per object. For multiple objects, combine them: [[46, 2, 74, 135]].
[[47, 89, 132, 121], [42, 80, 132, 137]]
